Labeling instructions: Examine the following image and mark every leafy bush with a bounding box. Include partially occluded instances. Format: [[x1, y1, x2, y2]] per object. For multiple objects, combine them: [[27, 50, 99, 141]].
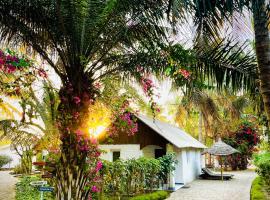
[[254, 152, 270, 185], [223, 121, 260, 170], [130, 191, 169, 200], [0, 154, 12, 168], [250, 177, 267, 200], [100, 154, 176, 199], [158, 154, 177, 184], [16, 176, 55, 200], [13, 164, 25, 174]]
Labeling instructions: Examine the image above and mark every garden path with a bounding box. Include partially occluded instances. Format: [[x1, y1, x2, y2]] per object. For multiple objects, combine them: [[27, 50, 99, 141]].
[[0, 171, 17, 200], [167, 170, 256, 200]]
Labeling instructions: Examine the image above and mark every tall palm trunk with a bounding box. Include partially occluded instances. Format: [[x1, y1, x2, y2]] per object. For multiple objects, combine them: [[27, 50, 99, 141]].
[[55, 83, 96, 200], [198, 111, 203, 143], [253, 1, 270, 122]]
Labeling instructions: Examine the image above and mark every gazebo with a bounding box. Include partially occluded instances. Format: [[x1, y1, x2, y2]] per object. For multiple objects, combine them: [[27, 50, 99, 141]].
[[203, 138, 239, 180]]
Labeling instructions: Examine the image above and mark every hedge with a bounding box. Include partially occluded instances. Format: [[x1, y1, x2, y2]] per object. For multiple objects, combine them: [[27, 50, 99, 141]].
[[253, 152, 270, 185], [130, 191, 169, 200], [250, 177, 267, 200]]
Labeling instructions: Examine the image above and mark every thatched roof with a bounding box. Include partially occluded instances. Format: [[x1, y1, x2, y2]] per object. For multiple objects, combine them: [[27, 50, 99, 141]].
[[203, 138, 239, 156]]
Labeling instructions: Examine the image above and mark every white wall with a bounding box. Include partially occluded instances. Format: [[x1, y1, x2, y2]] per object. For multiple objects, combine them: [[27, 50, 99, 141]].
[[99, 144, 142, 162], [141, 145, 162, 158], [174, 148, 203, 184]]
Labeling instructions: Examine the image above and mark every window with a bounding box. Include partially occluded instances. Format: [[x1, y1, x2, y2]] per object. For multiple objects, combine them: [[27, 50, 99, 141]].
[[112, 151, 120, 162], [155, 149, 166, 159]]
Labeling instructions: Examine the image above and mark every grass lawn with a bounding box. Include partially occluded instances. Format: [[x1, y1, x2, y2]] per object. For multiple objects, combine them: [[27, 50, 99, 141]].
[[251, 177, 270, 200]]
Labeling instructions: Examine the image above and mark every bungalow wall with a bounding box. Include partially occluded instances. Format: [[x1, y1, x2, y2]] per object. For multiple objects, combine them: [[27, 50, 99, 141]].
[[174, 148, 202, 184], [99, 144, 142, 162]]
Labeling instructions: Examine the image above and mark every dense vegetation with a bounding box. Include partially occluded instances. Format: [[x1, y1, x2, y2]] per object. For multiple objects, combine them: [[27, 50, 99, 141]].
[[0, 154, 12, 168], [15, 176, 54, 200], [130, 191, 169, 200], [98, 154, 176, 199], [250, 177, 269, 200]]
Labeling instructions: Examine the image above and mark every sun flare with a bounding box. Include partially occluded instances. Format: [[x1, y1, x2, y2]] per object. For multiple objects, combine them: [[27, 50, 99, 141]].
[[87, 101, 111, 138]]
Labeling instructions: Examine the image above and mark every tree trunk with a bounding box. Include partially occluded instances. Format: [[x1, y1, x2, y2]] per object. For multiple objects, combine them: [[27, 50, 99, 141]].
[[253, 1, 270, 123], [198, 111, 203, 143], [54, 83, 98, 200]]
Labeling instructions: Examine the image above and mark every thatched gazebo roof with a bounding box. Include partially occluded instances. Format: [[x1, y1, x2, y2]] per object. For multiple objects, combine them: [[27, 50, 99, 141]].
[[203, 138, 239, 156]]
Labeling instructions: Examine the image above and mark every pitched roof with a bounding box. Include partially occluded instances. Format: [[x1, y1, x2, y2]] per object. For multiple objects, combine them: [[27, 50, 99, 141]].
[[136, 114, 206, 149]]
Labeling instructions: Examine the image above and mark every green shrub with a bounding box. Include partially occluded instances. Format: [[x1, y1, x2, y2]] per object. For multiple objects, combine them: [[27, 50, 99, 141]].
[[250, 177, 267, 200], [253, 152, 270, 185], [13, 164, 25, 174], [130, 191, 169, 200], [101, 155, 177, 198], [16, 176, 55, 200], [0, 154, 12, 168]]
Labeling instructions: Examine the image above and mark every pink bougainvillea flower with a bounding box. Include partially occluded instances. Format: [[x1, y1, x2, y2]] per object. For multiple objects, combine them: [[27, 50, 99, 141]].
[[75, 129, 84, 136], [73, 96, 81, 104], [6, 64, 16, 73], [91, 186, 99, 193], [79, 145, 90, 152], [90, 137, 97, 144], [179, 69, 191, 79], [73, 111, 80, 119], [0, 58, 5, 65], [95, 161, 103, 172], [94, 82, 102, 89], [246, 128, 252, 134], [37, 69, 48, 78], [95, 151, 101, 157], [136, 65, 144, 72]]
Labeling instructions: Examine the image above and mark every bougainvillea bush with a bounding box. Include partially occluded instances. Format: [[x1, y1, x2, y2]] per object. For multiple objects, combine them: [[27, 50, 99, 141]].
[[223, 121, 260, 170]]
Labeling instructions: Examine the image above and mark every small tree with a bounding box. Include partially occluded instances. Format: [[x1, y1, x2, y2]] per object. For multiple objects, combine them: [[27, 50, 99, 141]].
[[223, 121, 260, 170], [0, 154, 12, 168]]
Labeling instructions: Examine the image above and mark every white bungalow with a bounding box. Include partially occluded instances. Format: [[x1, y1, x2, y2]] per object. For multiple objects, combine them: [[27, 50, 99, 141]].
[[99, 114, 206, 189]]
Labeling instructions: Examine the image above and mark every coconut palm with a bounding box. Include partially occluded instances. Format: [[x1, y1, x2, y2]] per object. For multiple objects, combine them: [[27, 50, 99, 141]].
[[167, 0, 270, 121]]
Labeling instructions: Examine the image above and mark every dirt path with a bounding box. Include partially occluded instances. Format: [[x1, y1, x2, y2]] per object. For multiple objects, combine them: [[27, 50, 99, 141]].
[[0, 171, 17, 200], [167, 170, 256, 200]]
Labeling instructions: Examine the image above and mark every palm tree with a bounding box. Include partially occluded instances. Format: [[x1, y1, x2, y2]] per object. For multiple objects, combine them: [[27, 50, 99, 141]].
[[0, 1, 169, 199], [0, 81, 59, 173], [168, 0, 270, 122]]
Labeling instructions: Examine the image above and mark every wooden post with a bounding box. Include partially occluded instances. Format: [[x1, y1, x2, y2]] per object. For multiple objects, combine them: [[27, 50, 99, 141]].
[[220, 156, 223, 181]]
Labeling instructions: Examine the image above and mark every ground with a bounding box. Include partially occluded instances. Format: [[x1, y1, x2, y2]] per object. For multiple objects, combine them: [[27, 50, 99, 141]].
[[167, 170, 256, 200], [0, 171, 17, 200]]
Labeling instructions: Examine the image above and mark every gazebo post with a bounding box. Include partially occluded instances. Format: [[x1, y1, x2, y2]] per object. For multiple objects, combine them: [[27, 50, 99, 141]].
[[220, 156, 223, 181]]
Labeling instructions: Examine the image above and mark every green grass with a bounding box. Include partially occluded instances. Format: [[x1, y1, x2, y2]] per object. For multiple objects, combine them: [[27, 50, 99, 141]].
[[129, 191, 169, 200], [250, 177, 268, 200]]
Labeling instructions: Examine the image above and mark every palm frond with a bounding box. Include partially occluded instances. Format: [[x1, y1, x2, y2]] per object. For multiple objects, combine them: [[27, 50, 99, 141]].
[[0, 0, 169, 89]]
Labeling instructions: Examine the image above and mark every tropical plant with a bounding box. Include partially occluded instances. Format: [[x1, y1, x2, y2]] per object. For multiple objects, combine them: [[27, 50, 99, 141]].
[[101, 156, 175, 199], [0, 1, 173, 198], [223, 121, 260, 170], [16, 176, 55, 200], [167, 0, 270, 127], [0, 79, 59, 174], [254, 152, 270, 185], [0, 154, 12, 168]]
